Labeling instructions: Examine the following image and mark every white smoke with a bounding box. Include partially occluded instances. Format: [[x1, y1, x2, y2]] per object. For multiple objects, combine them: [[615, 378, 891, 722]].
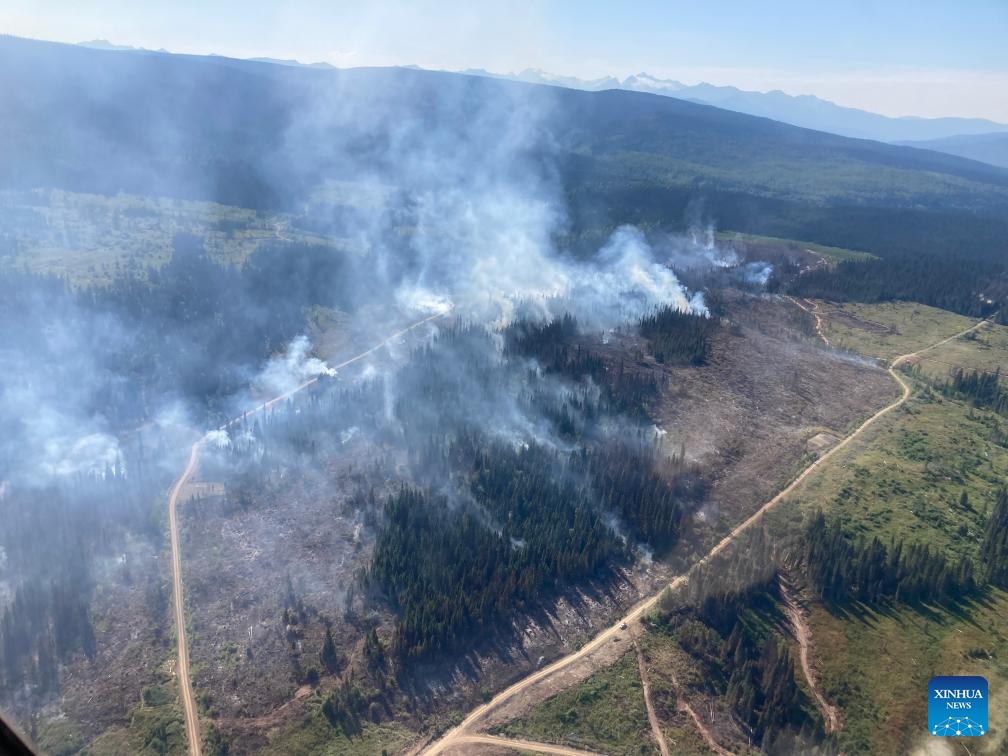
[[684, 225, 738, 267], [255, 335, 337, 398], [740, 261, 774, 287], [395, 287, 455, 316], [390, 223, 710, 330], [205, 429, 231, 448], [3, 391, 122, 481], [40, 428, 120, 478], [568, 225, 708, 324]]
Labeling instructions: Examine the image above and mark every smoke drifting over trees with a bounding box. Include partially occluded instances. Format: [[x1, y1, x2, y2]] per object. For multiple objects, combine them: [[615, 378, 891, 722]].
[[0, 36, 750, 725], [6, 37, 1007, 755], [0, 34, 743, 501]]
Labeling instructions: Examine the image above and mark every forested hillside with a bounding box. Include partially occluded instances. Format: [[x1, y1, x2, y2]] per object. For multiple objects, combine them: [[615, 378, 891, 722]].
[[4, 36, 1006, 322], [2, 36, 1007, 257], [211, 317, 710, 662], [2, 30, 1007, 756]]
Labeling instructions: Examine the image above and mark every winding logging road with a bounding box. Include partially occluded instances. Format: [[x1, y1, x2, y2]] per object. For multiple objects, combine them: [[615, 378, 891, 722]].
[[166, 304, 987, 756], [786, 296, 831, 347], [167, 313, 445, 756], [422, 310, 992, 755], [779, 574, 841, 733]]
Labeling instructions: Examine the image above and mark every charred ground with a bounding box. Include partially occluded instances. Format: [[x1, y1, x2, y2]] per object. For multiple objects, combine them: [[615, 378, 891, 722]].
[[165, 290, 893, 753]]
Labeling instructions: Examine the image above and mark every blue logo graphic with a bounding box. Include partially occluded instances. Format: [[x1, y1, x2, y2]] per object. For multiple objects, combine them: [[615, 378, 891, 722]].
[[929, 676, 987, 737]]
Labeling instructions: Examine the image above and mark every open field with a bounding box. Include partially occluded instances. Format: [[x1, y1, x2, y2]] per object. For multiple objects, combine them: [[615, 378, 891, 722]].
[[715, 231, 875, 263], [644, 294, 896, 536], [808, 587, 1008, 755], [814, 301, 978, 361], [0, 188, 340, 285], [495, 653, 654, 755], [785, 301, 1008, 559], [785, 390, 1007, 561], [907, 319, 1008, 386], [766, 300, 1008, 753]]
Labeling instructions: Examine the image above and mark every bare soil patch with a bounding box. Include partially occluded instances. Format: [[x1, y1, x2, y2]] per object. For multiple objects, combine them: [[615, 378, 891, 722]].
[[178, 292, 894, 748], [824, 308, 897, 335], [807, 431, 839, 454]]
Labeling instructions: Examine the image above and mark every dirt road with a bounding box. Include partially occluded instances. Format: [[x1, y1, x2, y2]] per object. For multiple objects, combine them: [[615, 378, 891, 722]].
[[440, 734, 601, 755], [779, 574, 840, 733], [632, 638, 669, 756], [168, 442, 203, 756], [677, 699, 733, 756], [166, 312, 445, 756], [637, 634, 732, 756], [786, 296, 830, 347], [423, 313, 991, 756]]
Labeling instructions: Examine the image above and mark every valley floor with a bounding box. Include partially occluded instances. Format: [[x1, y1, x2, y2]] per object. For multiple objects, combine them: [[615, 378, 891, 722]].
[[471, 301, 1007, 756], [19, 295, 1001, 756]]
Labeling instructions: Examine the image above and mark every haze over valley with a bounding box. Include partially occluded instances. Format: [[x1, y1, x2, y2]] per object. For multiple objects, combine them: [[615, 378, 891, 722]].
[[1, 6, 1007, 755]]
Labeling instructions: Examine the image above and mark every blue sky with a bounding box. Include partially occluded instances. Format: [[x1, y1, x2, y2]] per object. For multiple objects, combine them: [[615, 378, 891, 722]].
[[3, 0, 1007, 120]]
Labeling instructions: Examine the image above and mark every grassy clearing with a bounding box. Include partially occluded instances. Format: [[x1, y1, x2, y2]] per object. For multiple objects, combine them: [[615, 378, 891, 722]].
[[816, 301, 978, 362], [715, 231, 874, 262], [257, 701, 415, 756], [770, 301, 1008, 753], [82, 686, 185, 755], [496, 651, 656, 755], [808, 587, 1008, 755], [792, 301, 1007, 561], [909, 319, 1008, 387], [785, 298, 1008, 561], [790, 388, 1007, 562], [0, 188, 339, 285]]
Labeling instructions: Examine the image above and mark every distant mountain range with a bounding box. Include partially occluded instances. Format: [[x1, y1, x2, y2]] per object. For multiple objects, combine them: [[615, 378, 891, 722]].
[[896, 132, 1008, 170], [78, 39, 170, 54], [461, 67, 1008, 152], [0, 34, 1002, 277], [79, 39, 338, 71], [72, 39, 1008, 164], [247, 57, 335, 70]]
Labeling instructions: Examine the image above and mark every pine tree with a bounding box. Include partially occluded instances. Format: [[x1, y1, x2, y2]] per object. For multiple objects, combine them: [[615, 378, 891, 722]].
[[982, 490, 1008, 587], [321, 626, 339, 673]]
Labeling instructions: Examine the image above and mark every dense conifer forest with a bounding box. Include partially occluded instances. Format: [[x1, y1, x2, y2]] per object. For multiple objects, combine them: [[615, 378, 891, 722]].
[[505, 314, 664, 422], [788, 251, 1006, 319], [944, 366, 1007, 416], [638, 305, 716, 366], [367, 454, 626, 659], [982, 490, 1008, 588], [366, 432, 705, 661], [652, 530, 812, 748], [804, 511, 978, 605]]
